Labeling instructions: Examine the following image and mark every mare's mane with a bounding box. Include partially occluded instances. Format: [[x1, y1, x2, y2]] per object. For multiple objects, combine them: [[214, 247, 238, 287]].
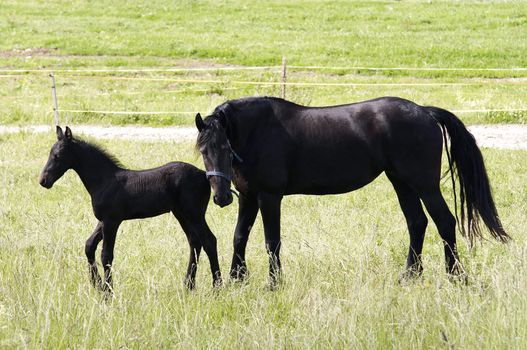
[[196, 96, 284, 150]]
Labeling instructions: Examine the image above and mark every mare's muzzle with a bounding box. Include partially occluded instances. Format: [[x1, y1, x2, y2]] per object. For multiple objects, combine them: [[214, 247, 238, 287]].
[[206, 171, 233, 207]]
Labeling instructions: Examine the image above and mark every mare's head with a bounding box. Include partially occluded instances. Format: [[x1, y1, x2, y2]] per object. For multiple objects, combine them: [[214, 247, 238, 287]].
[[39, 126, 75, 189], [195, 112, 234, 207]]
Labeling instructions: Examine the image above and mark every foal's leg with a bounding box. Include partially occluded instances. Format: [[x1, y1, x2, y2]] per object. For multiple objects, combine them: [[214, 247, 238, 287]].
[[387, 174, 428, 277], [100, 220, 121, 293], [421, 190, 463, 275], [230, 192, 259, 280], [85, 222, 103, 288], [182, 224, 202, 289], [258, 192, 283, 288], [172, 211, 203, 290], [191, 217, 223, 288]]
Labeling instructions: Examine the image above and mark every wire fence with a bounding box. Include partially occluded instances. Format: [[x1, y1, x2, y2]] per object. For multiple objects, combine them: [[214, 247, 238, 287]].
[[1, 65, 527, 74], [1, 63, 526, 122]]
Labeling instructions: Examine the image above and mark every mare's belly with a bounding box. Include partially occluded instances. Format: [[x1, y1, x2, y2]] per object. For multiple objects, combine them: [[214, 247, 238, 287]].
[[284, 168, 383, 195], [284, 143, 384, 195]]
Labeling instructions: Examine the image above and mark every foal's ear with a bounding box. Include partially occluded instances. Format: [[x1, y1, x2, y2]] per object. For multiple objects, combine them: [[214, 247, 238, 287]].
[[65, 126, 73, 141], [195, 113, 205, 132], [56, 125, 64, 140]]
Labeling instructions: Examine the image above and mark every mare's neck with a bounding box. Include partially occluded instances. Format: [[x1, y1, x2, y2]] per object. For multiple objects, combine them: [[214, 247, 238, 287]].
[[226, 101, 269, 153], [71, 141, 122, 196]]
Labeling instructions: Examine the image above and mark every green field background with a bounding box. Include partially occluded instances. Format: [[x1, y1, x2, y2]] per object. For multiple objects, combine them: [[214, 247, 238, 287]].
[[1, 0, 527, 126]]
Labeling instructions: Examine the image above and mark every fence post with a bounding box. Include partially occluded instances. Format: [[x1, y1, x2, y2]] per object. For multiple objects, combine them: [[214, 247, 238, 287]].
[[50, 73, 60, 126], [281, 56, 286, 99]]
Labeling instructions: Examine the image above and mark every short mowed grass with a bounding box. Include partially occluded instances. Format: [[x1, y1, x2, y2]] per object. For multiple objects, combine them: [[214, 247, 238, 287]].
[[1, 132, 526, 348], [1, 0, 527, 126]]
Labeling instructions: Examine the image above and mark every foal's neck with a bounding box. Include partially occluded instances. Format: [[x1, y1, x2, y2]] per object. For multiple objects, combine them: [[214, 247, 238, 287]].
[[71, 140, 123, 196]]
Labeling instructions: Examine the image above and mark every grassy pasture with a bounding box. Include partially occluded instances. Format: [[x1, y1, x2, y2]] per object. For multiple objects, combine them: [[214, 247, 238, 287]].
[[1, 1, 527, 348], [1, 132, 526, 348], [1, 0, 527, 126], [2, 0, 527, 69]]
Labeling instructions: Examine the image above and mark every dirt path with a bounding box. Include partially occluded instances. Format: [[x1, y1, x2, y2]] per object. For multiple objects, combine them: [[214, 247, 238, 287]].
[[1, 124, 527, 150]]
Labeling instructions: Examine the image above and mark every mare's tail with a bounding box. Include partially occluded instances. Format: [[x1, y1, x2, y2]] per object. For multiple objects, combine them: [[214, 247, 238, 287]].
[[427, 106, 510, 246]]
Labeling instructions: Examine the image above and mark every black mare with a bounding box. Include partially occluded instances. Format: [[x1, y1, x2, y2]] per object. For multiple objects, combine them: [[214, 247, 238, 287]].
[[195, 96, 509, 285], [40, 126, 222, 292]]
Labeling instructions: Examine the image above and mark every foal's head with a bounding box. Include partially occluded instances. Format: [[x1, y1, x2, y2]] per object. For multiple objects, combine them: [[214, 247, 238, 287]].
[[195, 112, 234, 207], [39, 126, 76, 189]]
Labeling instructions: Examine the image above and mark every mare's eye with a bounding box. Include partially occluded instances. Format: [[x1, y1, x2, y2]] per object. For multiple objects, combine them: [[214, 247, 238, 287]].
[[200, 148, 208, 156], [53, 154, 59, 159]]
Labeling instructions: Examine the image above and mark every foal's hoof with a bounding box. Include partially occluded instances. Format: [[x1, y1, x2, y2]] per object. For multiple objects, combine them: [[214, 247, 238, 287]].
[[184, 278, 196, 291], [100, 284, 115, 301], [398, 267, 423, 284], [213, 277, 224, 289]]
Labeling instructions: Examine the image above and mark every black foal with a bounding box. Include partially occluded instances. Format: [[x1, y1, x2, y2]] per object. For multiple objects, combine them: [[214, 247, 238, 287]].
[[40, 126, 222, 292]]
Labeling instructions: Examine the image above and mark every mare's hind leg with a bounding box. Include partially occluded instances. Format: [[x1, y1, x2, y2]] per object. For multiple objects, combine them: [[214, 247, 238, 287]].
[[386, 174, 428, 277], [421, 190, 463, 275], [85, 222, 103, 289]]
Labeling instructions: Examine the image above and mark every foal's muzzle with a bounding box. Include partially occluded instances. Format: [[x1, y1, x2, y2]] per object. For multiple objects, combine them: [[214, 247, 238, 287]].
[[39, 173, 53, 189]]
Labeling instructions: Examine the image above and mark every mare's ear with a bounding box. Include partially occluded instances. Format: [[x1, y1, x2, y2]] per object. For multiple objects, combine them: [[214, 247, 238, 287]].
[[195, 113, 205, 132], [65, 126, 73, 141], [56, 125, 64, 140]]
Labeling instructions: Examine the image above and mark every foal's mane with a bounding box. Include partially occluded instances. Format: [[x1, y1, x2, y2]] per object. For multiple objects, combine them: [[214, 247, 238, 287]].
[[73, 137, 123, 168]]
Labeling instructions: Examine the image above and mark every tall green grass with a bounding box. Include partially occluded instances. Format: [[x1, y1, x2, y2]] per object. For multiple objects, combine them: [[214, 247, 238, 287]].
[[1, 132, 526, 348]]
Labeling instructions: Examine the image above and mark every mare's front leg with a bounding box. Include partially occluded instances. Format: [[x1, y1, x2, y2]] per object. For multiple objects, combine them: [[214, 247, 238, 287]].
[[258, 192, 283, 288], [100, 220, 121, 294], [230, 192, 259, 280], [85, 222, 103, 289]]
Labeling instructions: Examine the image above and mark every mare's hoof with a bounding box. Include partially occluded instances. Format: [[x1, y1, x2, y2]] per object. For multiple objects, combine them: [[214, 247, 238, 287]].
[[448, 272, 469, 285], [267, 273, 282, 291], [230, 266, 249, 282], [447, 263, 468, 285]]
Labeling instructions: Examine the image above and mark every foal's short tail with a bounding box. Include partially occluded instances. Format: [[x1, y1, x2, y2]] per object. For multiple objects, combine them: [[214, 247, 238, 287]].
[[427, 106, 510, 246]]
